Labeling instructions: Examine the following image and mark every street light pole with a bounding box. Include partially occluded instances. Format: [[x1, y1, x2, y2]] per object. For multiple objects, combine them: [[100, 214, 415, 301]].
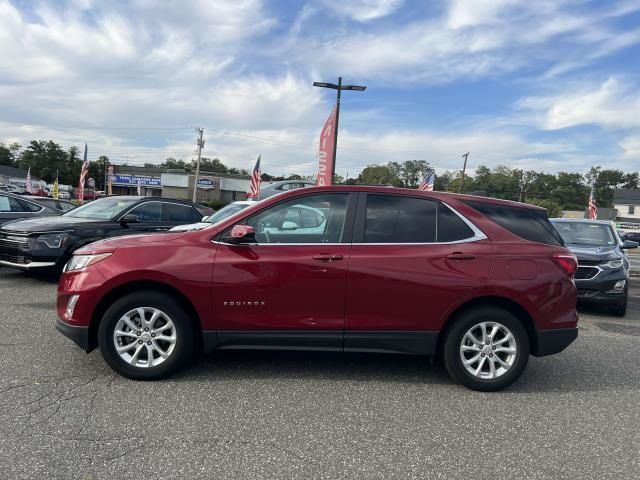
[[313, 77, 366, 182]]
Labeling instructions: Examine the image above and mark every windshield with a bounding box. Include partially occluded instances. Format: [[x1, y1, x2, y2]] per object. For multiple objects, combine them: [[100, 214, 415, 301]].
[[553, 222, 616, 247], [206, 203, 251, 224], [63, 197, 139, 220]]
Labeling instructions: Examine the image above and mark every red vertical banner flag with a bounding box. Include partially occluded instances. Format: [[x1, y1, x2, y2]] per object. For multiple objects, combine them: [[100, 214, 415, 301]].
[[316, 107, 337, 186]]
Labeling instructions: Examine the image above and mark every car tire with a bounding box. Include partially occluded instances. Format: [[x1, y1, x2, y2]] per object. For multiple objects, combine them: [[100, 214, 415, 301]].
[[98, 291, 195, 380], [610, 291, 628, 317], [443, 306, 530, 392]]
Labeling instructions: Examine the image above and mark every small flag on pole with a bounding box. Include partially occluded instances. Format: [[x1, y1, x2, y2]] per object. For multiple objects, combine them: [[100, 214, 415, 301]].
[[53, 172, 59, 199], [588, 183, 598, 220], [78, 143, 89, 204], [247, 155, 262, 199], [26, 167, 33, 194], [418, 171, 435, 191]]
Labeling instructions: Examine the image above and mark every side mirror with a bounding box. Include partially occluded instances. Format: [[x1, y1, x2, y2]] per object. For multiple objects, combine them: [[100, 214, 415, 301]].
[[120, 213, 140, 224], [202, 216, 209, 222], [622, 240, 639, 249], [223, 224, 256, 244]]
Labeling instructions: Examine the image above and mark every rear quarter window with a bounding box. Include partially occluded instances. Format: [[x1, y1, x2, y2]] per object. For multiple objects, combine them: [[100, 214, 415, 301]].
[[464, 201, 564, 246]]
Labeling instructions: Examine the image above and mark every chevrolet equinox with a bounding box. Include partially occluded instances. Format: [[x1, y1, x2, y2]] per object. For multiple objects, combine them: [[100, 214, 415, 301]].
[[56, 186, 578, 391]]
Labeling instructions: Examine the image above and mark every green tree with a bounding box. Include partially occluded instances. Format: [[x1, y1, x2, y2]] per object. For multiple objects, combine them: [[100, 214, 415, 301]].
[[193, 157, 228, 174], [160, 157, 189, 171], [357, 164, 402, 186], [526, 198, 563, 218], [18, 140, 68, 183], [0, 142, 20, 167]]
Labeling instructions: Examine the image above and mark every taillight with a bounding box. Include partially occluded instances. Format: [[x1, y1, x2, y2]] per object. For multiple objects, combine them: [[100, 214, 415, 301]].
[[552, 253, 578, 277]]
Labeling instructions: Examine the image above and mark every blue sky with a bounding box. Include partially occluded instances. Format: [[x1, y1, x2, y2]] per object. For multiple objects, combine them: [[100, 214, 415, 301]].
[[1, 0, 639, 177]]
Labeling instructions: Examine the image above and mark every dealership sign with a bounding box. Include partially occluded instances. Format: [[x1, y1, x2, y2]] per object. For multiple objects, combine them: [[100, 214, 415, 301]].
[[197, 177, 215, 190], [113, 175, 161, 186]]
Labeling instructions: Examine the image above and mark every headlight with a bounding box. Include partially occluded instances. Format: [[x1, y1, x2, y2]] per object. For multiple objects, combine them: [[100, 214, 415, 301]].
[[37, 233, 67, 249], [63, 253, 112, 272], [600, 259, 623, 269]]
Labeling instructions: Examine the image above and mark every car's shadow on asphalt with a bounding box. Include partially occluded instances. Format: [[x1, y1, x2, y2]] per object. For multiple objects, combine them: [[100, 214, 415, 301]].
[[180, 350, 453, 387], [166, 340, 639, 394]]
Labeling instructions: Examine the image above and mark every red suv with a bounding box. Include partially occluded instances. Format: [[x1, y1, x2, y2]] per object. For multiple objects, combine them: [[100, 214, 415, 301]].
[[56, 186, 578, 391]]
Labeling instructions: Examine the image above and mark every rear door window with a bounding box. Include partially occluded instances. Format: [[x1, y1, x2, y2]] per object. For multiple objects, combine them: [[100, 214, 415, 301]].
[[364, 195, 437, 243], [464, 201, 563, 246], [438, 205, 475, 242], [165, 203, 199, 222]]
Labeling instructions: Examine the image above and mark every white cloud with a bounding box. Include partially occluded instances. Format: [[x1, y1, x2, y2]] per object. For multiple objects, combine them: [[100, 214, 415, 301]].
[[319, 0, 404, 22], [519, 78, 640, 130], [620, 136, 640, 162], [296, 0, 640, 84]]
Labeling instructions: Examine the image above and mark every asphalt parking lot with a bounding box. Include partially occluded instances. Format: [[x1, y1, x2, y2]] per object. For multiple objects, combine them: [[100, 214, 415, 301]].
[[1, 268, 639, 479]]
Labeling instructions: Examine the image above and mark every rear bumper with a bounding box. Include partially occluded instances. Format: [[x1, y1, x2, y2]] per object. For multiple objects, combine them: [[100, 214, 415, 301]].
[[531, 327, 578, 357], [55, 318, 90, 351]]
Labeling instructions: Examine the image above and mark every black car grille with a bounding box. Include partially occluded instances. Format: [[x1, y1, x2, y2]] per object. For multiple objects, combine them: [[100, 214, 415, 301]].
[[577, 289, 598, 297], [578, 259, 600, 267], [0, 252, 29, 264], [575, 266, 599, 280]]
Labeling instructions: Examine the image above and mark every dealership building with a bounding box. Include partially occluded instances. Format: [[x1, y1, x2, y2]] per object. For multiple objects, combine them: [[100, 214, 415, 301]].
[[110, 165, 253, 203]]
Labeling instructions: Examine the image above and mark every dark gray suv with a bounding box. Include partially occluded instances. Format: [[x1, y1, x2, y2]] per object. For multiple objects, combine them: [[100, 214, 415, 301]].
[[551, 219, 638, 316]]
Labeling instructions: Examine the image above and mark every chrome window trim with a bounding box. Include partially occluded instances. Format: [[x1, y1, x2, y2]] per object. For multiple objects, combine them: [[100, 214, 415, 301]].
[[212, 200, 487, 247]]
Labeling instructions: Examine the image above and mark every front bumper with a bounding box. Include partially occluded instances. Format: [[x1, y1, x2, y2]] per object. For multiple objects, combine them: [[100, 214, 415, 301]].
[[0, 234, 65, 269], [575, 267, 627, 306], [531, 327, 578, 357], [55, 318, 90, 351]]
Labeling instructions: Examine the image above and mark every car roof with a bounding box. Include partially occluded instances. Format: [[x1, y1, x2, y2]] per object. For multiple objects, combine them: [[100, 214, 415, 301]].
[[550, 218, 613, 225], [270, 185, 546, 210], [103, 195, 198, 207], [263, 179, 315, 189]]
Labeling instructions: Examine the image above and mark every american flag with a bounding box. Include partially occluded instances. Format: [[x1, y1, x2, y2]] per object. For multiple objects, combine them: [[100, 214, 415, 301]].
[[78, 143, 89, 204], [25, 167, 33, 194], [418, 171, 435, 191], [588, 183, 598, 220], [247, 155, 262, 199]]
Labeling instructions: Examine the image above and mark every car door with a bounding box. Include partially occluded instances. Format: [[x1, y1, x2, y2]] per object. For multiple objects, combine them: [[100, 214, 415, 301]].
[[344, 193, 493, 354], [212, 192, 355, 349]]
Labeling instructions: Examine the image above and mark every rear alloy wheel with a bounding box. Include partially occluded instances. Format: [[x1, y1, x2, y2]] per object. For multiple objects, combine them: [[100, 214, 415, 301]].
[[443, 307, 529, 391], [98, 291, 194, 380]]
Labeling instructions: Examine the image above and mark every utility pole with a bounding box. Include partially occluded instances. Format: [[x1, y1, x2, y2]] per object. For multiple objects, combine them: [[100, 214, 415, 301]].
[[192, 128, 204, 203], [519, 172, 528, 202], [103, 157, 108, 192], [313, 77, 366, 182], [459, 152, 469, 193]]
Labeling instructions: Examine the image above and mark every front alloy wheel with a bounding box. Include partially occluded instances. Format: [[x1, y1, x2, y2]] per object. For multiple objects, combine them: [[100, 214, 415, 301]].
[[113, 307, 177, 368], [98, 291, 194, 380]]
